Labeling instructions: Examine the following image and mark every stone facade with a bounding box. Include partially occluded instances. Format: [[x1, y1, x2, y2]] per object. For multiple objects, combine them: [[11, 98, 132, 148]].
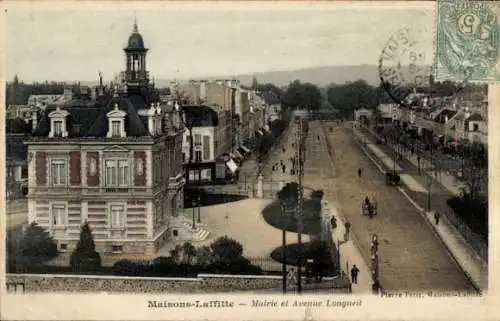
[[6, 274, 351, 293]]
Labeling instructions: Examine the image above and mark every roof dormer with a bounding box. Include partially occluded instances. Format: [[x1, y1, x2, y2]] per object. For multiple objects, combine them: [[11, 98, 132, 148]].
[[48, 106, 70, 138], [106, 103, 127, 138]]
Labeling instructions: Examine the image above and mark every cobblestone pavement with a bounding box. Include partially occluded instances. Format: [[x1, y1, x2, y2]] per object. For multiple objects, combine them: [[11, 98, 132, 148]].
[[313, 121, 474, 292]]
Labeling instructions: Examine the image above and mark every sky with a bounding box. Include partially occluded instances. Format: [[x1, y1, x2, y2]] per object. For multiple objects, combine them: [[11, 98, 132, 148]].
[[5, 2, 435, 83]]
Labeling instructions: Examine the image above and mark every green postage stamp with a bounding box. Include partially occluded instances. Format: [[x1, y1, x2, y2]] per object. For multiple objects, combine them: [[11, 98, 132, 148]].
[[436, 0, 500, 83]]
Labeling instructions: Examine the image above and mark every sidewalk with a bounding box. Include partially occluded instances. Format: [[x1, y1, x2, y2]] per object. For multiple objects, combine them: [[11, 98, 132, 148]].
[[353, 128, 487, 292], [263, 120, 297, 184], [238, 118, 295, 184], [361, 126, 464, 196], [326, 201, 372, 294]]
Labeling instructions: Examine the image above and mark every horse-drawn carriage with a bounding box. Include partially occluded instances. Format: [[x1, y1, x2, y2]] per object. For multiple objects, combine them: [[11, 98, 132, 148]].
[[362, 197, 378, 217], [385, 172, 401, 186]]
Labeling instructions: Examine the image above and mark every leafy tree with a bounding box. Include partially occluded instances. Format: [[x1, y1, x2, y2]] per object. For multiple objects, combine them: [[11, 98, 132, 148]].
[[195, 245, 214, 266], [255, 83, 284, 99], [251, 76, 259, 90], [269, 119, 287, 137], [10, 222, 58, 271], [327, 80, 380, 119], [209, 236, 244, 265], [281, 80, 322, 110], [277, 182, 299, 206], [70, 222, 101, 272], [256, 133, 275, 156]]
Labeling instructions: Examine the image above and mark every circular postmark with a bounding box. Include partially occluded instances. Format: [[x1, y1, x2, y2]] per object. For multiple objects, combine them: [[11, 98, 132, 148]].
[[378, 28, 432, 106], [436, 1, 499, 81]]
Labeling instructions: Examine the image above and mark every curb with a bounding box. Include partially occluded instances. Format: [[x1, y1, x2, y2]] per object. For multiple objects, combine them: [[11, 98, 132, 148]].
[[353, 130, 482, 293], [321, 122, 375, 294]]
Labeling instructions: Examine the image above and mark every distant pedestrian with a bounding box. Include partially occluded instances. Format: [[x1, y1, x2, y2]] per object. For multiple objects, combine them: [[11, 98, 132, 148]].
[[357, 168, 362, 178], [287, 268, 297, 288], [317, 135, 320, 141], [283, 147, 286, 153], [282, 165, 286, 174], [351, 265, 360, 284], [434, 211, 441, 225]]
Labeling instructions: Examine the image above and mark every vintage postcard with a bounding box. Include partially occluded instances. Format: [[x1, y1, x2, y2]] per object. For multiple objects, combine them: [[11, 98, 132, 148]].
[[1, 1, 498, 320]]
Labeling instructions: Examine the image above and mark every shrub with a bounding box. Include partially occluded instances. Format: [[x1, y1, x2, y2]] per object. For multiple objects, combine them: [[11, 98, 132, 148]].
[[210, 236, 244, 265], [8, 223, 58, 272], [113, 259, 143, 276]]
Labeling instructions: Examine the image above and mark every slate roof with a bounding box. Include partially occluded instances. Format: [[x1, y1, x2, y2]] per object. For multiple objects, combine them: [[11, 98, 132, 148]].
[[31, 93, 153, 138], [181, 105, 219, 127], [466, 113, 484, 122], [435, 109, 457, 124], [6, 118, 30, 134]]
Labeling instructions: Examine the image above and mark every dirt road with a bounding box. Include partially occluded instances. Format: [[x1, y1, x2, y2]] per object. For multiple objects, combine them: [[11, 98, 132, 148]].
[[303, 121, 473, 291]]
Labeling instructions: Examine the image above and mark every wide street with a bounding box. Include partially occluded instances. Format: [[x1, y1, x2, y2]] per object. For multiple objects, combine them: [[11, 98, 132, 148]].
[[300, 120, 474, 292]]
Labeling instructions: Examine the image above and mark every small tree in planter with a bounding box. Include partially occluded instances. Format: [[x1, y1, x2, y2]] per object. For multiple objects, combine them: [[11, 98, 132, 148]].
[[70, 222, 101, 273]]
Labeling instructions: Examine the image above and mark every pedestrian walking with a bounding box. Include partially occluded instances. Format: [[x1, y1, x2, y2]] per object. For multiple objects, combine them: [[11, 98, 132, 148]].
[[350, 265, 360, 284], [282, 164, 286, 174], [434, 211, 441, 225], [357, 168, 362, 178], [287, 268, 297, 289]]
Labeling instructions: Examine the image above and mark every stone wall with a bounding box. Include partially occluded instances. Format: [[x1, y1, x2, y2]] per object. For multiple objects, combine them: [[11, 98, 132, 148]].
[[6, 273, 350, 294]]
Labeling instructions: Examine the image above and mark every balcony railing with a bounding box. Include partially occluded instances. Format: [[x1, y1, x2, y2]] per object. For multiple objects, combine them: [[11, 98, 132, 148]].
[[28, 186, 154, 196]]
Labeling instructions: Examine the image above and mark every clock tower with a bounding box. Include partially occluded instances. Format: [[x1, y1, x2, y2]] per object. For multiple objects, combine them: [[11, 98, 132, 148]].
[[124, 18, 149, 89]]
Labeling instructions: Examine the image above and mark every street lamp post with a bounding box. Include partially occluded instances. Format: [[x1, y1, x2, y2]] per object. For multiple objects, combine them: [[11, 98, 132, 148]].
[[392, 125, 397, 176], [197, 195, 201, 223], [371, 233, 380, 294], [281, 202, 287, 294], [192, 199, 196, 229]]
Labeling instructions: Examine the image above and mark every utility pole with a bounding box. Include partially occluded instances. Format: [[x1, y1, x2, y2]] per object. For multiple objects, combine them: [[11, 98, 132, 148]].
[[197, 195, 201, 223], [192, 199, 196, 229], [294, 114, 307, 294], [281, 203, 287, 294], [371, 233, 380, 294]]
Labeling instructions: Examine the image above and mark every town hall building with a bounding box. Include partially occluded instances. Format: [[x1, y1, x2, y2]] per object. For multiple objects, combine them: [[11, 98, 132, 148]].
[[25, 20, 187, 255]]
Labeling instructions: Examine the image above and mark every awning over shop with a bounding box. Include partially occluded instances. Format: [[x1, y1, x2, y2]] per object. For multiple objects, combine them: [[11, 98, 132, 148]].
[[226, 159, 238, 174], [257, 130, 264, 136], [240, 145, 250, 153]]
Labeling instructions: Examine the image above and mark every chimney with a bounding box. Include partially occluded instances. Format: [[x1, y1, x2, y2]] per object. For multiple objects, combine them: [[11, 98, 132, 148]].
[[31, 109, 38, 132], [200, 81, 206, 101], [147, 103, 156, 135], [63, 87, 73, 102], [91, 87, 97, 101]]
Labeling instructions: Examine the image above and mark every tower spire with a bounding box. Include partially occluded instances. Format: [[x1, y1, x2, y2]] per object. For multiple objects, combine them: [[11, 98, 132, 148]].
[[133, 13, 138, 33]]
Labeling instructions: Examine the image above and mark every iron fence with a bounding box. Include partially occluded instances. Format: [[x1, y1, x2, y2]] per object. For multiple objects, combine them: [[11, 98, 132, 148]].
[[442, 207, 488, 263], [248, 257, 283, 273]]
